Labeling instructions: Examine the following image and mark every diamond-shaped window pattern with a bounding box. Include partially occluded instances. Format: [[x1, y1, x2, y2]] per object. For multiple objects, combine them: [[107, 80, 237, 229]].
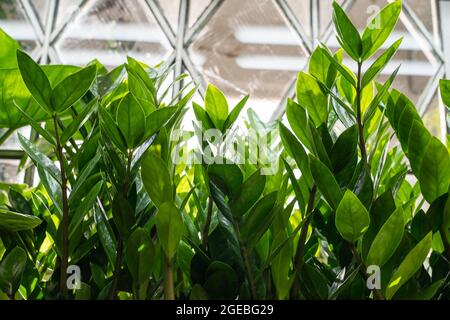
[[0, 0, 448, 182], [55, 0, 171, 68]]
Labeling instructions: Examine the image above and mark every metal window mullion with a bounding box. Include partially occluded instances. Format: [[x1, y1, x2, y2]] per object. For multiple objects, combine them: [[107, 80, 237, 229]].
[[40, 0, 59, 64], [274, 0, 312, 55], [173, 0, 189, 99], [184, 0, 224, 48], [144, 0, 176, 47], [182, 51, 207, 96], [18, 0, 45, 43]]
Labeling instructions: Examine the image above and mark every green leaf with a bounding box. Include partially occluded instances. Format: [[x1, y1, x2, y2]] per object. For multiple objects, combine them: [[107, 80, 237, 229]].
[[418, 137, 450, 203], [142, 151, 173, 208], [279, 122, 312, 186], [99, 106, 127, 153], [309, 155, 343, 209], [363, 65, 400, 124], [125, 228, 155, 285], [362, 38, 402, 88], [309, 47, 334, 88], [0, 208, 41, 232], [112, 193, 136, 240], [116, 93, 146, 149], [286, 98, 313, 151], [126, 56, 156, 108], [205, 84, 228, 130], [407, 121, 431, 176], [68, 181, 103, 240], [61, 98, 98, 145], [16, 50, 52, 113], [332, 1, 362, 61], [230, 169, 266, 217], [296, 72, 328, 127], [361, 1, 402, 61], [13, 101, 56, 145], [366, 207, 404, 267], [319, 45, 356, 88], [193, 102, 214, 132], [223, 95, 249, 131], [330, 125, 358, 174], [50, 64, 96, 113], [0, 28, 20, 68], [18, 133, 61, 184], [335, 190, 370, 242], [0, 247, 27, 296], [207, 163, 243, 198], [386, 232, 432, 299], [204, 261, 239, 299], [440, 79, 450, 108], [156, 201, 184, 259], [144, 106, 180, 140], [241, 191, 279, 250]]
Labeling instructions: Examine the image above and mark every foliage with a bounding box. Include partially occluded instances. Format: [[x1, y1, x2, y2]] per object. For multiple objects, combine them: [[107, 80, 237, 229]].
[[0, 0, 449, 300]]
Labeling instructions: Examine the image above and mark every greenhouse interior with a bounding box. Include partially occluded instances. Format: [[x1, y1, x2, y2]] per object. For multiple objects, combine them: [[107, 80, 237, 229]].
[[0, 0, 449, 302]]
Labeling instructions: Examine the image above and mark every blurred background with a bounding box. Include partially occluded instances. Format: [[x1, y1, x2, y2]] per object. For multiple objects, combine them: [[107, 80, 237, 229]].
[[0, 0, 449, 183]]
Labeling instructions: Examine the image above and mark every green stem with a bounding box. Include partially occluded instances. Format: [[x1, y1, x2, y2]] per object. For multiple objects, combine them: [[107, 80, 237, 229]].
[[355, 61, 368, 165], [164, 255, 175, 300], [290, 185, 317, 299], [232, 217, 257, 300], [349, 242, 384, 300], [439, 225, 450, 261], [53, 115, 69, 299], [202, 197, 213, 247], [0, 128, 15, 146], [110, 151, 133, 300]]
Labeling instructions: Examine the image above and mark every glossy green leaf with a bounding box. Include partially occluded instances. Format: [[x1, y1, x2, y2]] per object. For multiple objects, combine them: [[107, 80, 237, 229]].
[[285, 98, 313, 151], [366, 207, 404, 267], [205, 84, 228, 130], [156, 201, 184, 259], [223, 95, 249, 131], [16, 50, 52, 113], [362, 38, 402, 88], [0, 28, 20, 68], [61, 98, 98, 145], [335, 190, 370, 242], [0, 208, 41, 232], [309, 155, 343, 209], [116, 93, 146, 149], [50, 65, 96, 113], [386, 232, 432, 299], [207, 163, 243, 198], [361, 1, 402, 61], [296, 72, 328, 127], [142, 151, 173, 208], [418, 137, 450, 203], [0, 247, 27, 296], [125, 227, 155, 285], [332, 1, 362, 61], [241, 191, 278, 250], [230, 169, 266, 217], [439, 79, 450, 108], [112, 193, 136, 239]]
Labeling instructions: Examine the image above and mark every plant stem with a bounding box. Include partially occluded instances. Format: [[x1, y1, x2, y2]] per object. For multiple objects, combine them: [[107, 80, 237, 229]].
[[0, 128, 14, 145], [202, 197, 213, 247], [290, 185, 317, 299], [53, 115, 69, 299], [110, 239, 123, 300], [355, 61, 368, 165], [164, 255, 175, 300], [110, 150, 133, 300], [349, 242, 384, 300], [232, 217, 257, 300]]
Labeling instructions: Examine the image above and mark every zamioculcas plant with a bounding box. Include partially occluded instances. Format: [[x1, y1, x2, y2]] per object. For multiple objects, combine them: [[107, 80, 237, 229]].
[[0, 0, 449, 301]]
